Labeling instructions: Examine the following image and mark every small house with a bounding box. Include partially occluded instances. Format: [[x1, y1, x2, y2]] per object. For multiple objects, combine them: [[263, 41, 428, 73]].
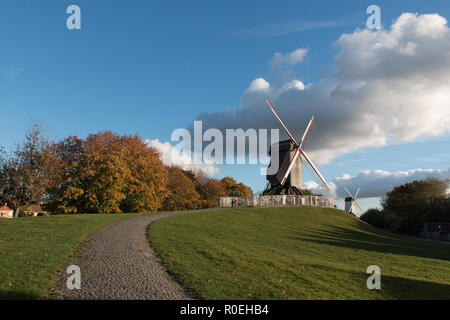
[[28, 205, 47, 217], [0, 205, 14, 219]]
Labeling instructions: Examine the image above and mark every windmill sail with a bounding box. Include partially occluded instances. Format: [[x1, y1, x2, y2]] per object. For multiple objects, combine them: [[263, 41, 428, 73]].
[[264, 97, 330, 191], [344, 187, 364, 214], [298, 148, 330, 191], [265, 97, 298, 144], [277, 150, 297, 184]]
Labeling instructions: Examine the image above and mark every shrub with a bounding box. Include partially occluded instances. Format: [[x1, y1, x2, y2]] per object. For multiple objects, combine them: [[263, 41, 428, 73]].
[[378, 209, 401, 232], [360, 208, 400, 232], [360, 209, 384, 229]]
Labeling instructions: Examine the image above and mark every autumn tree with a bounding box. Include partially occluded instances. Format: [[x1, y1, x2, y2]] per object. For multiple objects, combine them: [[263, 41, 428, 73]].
[[118, 135, 169, 212], [46, 131, 168, 213], [221, 177, 253, 198], [82, 131, 128, 213], [183, 173, 254, 208], [234, 182, 253, 198], [221, 177, 237, 196], [162, 167, 202, 211], [0, 123, 54, 217], [196, 176, 228, 208], [45, 136, 86, 213]]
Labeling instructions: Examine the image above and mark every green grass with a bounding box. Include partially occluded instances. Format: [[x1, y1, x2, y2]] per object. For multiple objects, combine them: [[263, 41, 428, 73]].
[[0, 213, 145, 299], [149, 207, 450, 300]]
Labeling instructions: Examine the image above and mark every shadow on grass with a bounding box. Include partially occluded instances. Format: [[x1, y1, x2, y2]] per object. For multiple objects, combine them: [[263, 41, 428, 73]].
[[0, 290, 40, 300], [293, 222, 450, 261], [310, 264, 450, 299], [381, 274, 450, 299]]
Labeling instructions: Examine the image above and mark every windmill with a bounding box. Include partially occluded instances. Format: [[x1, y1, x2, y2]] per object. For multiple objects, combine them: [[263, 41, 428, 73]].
[[263, 97, 330, 195], [343, 187, 363, 214]]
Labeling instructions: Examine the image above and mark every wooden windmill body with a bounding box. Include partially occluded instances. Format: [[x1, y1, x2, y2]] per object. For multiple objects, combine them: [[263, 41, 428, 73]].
[[262, 98, 329, 196]]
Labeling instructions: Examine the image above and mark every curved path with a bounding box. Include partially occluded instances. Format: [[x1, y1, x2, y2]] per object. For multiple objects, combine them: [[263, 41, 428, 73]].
[[53, 210, 211, 300]]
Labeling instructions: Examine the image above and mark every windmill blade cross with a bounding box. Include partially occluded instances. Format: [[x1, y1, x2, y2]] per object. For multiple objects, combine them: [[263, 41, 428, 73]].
[[278, 142, 330, 191], [344, 186, 354, 198], [300, 116, 315, 147], [264, 97, 329, 191], [354, 188, 361, 199]]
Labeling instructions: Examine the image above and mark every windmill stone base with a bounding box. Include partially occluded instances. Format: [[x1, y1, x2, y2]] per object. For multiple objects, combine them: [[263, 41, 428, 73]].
[[265, 139, 303, 195]]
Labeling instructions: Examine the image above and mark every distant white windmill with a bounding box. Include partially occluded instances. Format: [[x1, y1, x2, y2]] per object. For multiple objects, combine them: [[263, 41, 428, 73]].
[[344, 187, 363, 214]]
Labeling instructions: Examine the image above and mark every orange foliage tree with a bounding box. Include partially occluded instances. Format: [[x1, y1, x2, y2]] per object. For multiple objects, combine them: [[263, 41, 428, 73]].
[[46, 131, 168, 213], [182, 172, 253, 208], [221, 177, 253, 198], [162, 167, 202, 211], [196, 175, 228, 208]]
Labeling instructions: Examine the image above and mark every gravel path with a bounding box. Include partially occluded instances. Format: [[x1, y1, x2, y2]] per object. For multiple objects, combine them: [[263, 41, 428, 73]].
[[52, 210, 212, 300]]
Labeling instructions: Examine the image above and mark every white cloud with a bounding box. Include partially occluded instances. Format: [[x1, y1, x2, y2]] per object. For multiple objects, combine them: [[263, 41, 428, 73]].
[[269, 48, 308, 67], [281, 79, 305, 92], [246, 78, 270, 93], [303, 180, 337, 198], [229, 18, 349, 39], [194, 13, 450, 165], [146, 139, 220, 175], [306, 168, 450, 198]]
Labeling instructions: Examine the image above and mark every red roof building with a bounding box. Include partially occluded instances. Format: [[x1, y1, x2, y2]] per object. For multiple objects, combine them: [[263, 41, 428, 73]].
[[28, 205, 47, 216], [0, 205, 14, 219]]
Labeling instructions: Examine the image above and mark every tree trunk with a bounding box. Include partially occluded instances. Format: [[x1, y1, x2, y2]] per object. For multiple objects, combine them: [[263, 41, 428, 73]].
[[13, 207, 20, 218]]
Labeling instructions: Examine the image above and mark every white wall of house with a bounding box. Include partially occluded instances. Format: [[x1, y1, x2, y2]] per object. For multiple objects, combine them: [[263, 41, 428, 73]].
[[0, 210, 14, 218]]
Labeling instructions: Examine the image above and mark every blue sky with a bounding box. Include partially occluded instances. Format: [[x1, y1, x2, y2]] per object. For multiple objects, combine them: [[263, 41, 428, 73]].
[[1, 1, 449, 213]]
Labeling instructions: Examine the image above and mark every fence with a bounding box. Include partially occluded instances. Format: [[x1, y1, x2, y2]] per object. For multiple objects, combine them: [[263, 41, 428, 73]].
[[220, 195, 334, 209], [420, 222, 450, 242]]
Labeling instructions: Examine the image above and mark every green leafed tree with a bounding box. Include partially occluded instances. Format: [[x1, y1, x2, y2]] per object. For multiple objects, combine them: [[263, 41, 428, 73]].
[[0, 122, 54, 217], [382, 178, 449, 233]]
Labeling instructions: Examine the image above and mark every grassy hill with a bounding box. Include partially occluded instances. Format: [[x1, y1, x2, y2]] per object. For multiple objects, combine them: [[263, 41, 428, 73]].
[[0, 213, 144, 299], [149, 207, 450, 299]]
